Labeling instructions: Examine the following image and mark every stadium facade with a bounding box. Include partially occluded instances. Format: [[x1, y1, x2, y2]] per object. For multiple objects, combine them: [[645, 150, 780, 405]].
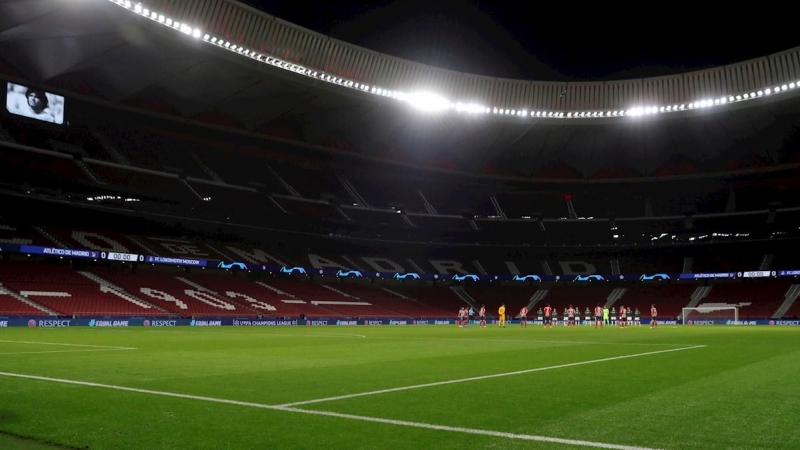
[[0, 0, 799, 324]]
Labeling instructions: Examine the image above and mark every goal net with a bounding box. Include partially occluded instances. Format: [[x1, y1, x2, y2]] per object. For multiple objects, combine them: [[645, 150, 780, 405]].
[[681, 306, 738, 324]]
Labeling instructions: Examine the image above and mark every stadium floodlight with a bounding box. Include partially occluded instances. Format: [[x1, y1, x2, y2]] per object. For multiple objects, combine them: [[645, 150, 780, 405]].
[[458, 103, 492, 114], [107, 0, 800, 125], [681, 306, 738, 325], [401, 92, 452, 112]]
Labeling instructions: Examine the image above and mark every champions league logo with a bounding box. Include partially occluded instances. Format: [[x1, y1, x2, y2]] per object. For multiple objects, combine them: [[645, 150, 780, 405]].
[[27, 319, 37, 327], [143, 320, 151, 327]]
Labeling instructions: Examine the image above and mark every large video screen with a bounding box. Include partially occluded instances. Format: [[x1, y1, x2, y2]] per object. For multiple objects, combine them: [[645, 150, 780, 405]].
[[6, 82, 65, 124]]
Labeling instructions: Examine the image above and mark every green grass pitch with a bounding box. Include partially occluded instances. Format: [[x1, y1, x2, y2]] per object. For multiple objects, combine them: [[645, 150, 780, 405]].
[[1, 324, 799, 449]]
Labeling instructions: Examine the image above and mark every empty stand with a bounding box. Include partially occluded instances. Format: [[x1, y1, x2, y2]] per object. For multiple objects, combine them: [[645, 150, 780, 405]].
[[695, 281, 790, 319], [90, 266, 249, 317], [264, 278, 397, 317], [621, 284, 698, 319], [182, 273, 332, 317], [89, 164, 199, 204], [538, 285, 615, 313], [0, 262, 165, 316], [329, 282, 452, 317], [387, 285, 468, 315], [464, 284, 541, 316]]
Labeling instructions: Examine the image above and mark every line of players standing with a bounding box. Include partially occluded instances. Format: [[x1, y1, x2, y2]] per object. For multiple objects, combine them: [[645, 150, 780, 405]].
[[457, 304, 659, 328]]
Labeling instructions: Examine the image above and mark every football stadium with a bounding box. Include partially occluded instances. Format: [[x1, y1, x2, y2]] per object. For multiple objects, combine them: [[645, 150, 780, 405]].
[[1, 1, 800, 449]]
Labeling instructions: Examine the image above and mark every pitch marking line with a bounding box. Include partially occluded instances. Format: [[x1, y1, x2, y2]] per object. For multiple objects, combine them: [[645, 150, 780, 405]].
[[279, 345, 707, 407], [0, 339, 136, 350], [0, 371, 661, 450], [0, 349, 136, 356]]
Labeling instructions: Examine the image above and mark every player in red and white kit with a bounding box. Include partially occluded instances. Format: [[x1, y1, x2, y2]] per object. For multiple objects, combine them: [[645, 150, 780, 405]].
[[458, 307, 465, 327], [618, 304, 627, 328], [650, 304, 658, 328], [519, 306, 528, 328], [567, 305, 576, 327], [479, 304, 486, 328], [543, 304, 553, 328], [594, 304, 603, 329]]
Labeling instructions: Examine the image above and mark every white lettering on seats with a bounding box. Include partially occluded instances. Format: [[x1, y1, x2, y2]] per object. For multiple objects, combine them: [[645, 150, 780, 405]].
[[72, 231, 129, 252], [139, 288, 188, 310], [184, 290, 236, 310], [225, 292, 277, 311]]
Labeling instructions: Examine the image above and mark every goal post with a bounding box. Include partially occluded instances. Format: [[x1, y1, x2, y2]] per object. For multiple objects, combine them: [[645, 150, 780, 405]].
[[681, 306, 738, 324]]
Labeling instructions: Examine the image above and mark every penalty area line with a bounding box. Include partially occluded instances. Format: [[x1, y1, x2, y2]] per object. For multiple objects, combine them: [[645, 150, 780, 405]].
[[0, 371, 661, 450], [279, 345, 707, 407]]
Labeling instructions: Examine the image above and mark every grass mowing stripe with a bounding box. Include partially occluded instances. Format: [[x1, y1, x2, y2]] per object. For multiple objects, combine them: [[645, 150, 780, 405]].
[[279, 345, 707, 407], [0, 339, 136, 350], [0, 371, 661, 450], [146, 330, 698, 347], [145, 331, 368, 338], [364, 336, 698, 346]]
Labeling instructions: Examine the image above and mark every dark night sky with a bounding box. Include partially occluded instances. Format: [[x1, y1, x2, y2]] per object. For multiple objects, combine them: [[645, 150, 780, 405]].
[[238, 0, 799, 81]]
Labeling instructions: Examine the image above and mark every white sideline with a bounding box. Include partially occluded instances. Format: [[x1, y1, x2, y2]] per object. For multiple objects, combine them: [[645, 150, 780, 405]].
[[0, 339, 137, 350], [0, 349, 135, 356], [0, 370, 662, 450], [279, 345, 706, 407]]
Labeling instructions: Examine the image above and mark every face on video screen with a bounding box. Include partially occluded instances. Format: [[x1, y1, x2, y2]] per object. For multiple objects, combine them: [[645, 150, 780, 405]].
[[6, 82, 65, 124]]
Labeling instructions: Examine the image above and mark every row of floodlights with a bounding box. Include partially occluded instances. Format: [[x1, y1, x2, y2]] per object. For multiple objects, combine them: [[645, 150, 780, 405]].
[[111, 1, 799, 119]]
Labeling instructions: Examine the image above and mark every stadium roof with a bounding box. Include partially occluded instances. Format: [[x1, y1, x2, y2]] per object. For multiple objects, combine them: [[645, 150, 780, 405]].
[[1, 0, 800, 177]]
